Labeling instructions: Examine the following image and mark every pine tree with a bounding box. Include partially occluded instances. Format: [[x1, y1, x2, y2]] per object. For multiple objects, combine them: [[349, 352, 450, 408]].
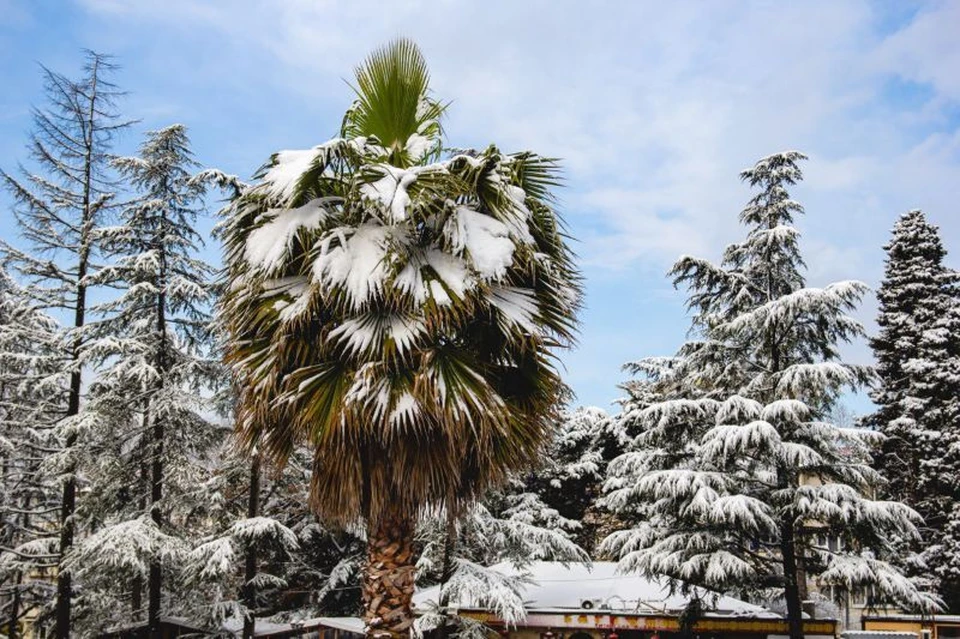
[[59, 124, 225, 634], [868, 211, 960, 610], [917, 297, 960, 611], [182, 442, 365, 631], [602, 152, 939, 639], [415, 497, 588, 638], [499, 406, 622, 553], [0, 268, 66, 638], [0, 50, 131, 637]]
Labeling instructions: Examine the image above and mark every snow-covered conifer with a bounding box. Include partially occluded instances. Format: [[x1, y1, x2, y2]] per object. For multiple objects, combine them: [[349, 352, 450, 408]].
[[0, 51, 131, 637], [868, 211, 960, 610], [502, 406, 623, 552], [415, 498, 588, 637], [0, 268, 66, 635], [67, 124, 223, 634], [602, 153, 939, 639], [179, 438, 366, 633]]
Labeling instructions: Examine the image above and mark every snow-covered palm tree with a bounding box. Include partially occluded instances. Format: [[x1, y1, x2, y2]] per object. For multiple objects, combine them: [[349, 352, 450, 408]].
[[219, 39, 580, 638]]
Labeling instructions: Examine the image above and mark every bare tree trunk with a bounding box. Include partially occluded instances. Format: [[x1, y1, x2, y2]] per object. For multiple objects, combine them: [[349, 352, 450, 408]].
[[781, 520, 804, 639], [133, 411, 149, 618], [55, 53, 102, 639], [55, 318, 83, 639], [437, 506, 457, 639], [9, 570, 22, 639], [147, 198, 171, 639], [147, 409, 163, 636], [362, 508, 416, 639], [10, 491, 31, 638], [242, 454, 261, 639]]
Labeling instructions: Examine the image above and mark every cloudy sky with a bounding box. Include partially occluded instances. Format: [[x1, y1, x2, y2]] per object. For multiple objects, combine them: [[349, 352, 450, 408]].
[[1, 0, 957, 413]]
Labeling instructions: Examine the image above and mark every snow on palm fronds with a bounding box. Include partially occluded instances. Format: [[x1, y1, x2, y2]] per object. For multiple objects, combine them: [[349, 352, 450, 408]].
[[218, 40, 581, 527], [603, 151, 938, 620]]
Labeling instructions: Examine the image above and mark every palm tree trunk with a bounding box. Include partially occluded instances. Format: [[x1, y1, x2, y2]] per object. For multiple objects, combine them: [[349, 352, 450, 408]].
[[362, 508, 416, 639]]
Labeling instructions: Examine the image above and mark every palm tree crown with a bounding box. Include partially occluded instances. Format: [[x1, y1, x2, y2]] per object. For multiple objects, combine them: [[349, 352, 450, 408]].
[[220, 39, 581, 530]]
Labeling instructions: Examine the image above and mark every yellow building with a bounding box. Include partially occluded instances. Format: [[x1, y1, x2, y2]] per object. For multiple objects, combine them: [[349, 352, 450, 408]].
[[415, 561, 838, 639], [862, 614, 960, 639]]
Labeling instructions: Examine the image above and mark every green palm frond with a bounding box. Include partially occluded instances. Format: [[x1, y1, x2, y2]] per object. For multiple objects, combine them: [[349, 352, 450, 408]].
[[219, 41, 581, 528], [343, 38, 447, 167]]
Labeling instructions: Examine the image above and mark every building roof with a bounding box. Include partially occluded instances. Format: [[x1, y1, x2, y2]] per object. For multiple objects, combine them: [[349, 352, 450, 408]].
[[415, 561, 779, 618], [218, 615, 365, 636], [315, 617, 366, 634], [863, 614, 960, 624]]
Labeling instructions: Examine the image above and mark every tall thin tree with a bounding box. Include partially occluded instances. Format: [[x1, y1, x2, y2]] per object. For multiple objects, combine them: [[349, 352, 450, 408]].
[[0, 50, 130, 637], [869, 210, 960, 610], [66, 124, 220, 634]]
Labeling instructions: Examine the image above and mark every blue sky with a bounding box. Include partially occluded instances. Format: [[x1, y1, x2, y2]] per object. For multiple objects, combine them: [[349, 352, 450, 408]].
[[1, 0, 958, 414]]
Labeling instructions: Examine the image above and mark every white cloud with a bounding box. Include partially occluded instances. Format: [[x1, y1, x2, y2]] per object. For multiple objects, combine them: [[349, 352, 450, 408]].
[[873, 1, 960, 102], [65, 0, 960, 408]]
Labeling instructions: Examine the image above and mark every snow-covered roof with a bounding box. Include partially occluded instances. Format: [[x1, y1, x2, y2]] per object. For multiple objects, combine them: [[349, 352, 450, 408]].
[[415, 561, 779, 618], [315, 617, 366, 633], [219, 616, 307, 635], [218, 615, 364, 636]]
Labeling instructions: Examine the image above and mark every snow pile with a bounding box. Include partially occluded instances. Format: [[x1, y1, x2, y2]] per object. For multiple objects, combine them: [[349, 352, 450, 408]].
[[245, 199, 332, 270]]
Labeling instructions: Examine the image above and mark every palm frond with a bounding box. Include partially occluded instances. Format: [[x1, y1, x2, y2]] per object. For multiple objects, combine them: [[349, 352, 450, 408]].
[[343, 38, 447, 167], [218, 41, 581, 528]]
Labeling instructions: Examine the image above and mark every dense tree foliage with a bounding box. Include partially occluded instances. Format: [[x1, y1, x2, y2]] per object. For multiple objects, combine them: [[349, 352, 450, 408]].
[[601, 153, 940, 639], [869, 210, 960, 611], [0, 50, 131, 637]]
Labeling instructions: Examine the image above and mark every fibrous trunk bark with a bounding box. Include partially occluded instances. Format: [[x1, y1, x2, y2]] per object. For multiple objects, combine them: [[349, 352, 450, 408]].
[[362, 508, 416, 639]]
